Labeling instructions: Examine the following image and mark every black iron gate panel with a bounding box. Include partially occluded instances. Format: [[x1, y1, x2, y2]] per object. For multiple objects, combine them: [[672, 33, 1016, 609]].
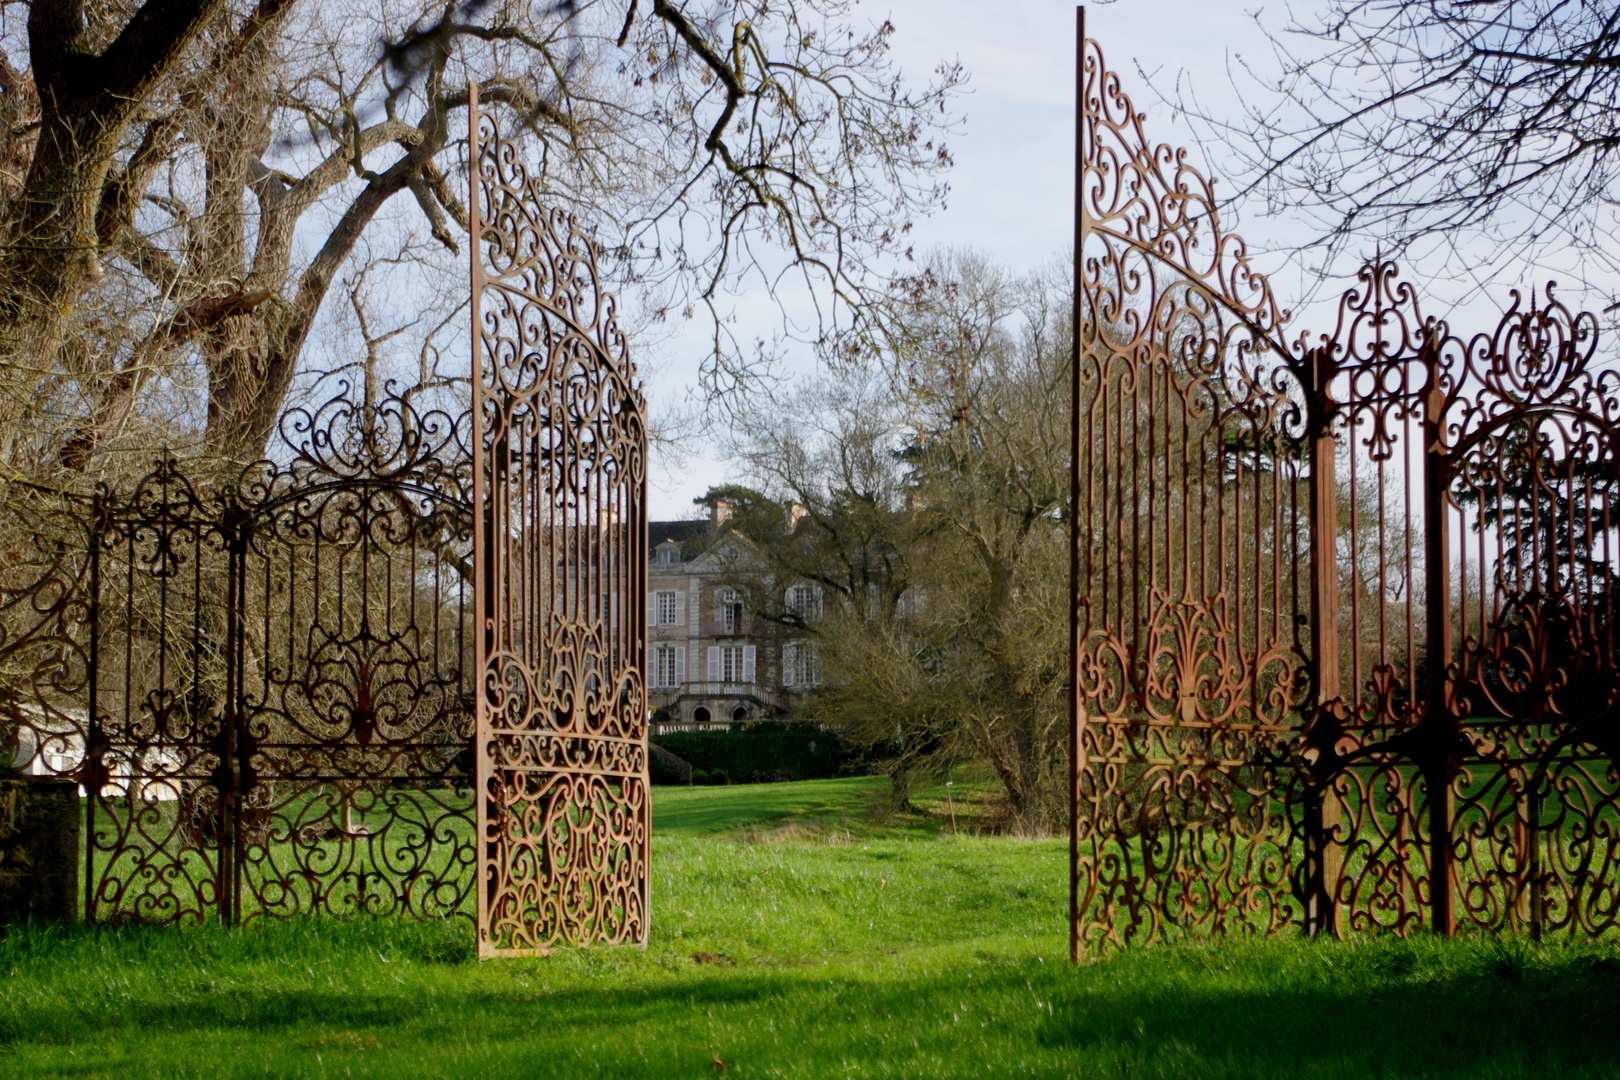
[[86, 462, 233, 924], [471, 91, 650, 956], [83, 389, 475, 926], [231, 394, 475, 923]]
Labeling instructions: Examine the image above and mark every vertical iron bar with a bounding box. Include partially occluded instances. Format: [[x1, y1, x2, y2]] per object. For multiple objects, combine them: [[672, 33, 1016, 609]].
[[469, 80, 492, 957], [1529, 788, 1543, 942], [84, 498, 101, 924], [221, 511, 240, 926], [1069, 3, 1087, 965], [1421, 336, 1455, 937], [1305, 345, 1342, 937]]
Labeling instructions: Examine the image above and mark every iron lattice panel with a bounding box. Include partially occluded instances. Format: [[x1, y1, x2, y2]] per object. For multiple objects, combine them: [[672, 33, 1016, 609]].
[[79, 388, 476, 926]]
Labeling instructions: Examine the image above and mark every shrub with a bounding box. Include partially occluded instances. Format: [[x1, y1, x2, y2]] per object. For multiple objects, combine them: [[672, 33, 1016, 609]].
[[709, 768, 730, 786], [649, 753, 691, 786], [653, 722, 854, 784], [690, 768, 709, 785]]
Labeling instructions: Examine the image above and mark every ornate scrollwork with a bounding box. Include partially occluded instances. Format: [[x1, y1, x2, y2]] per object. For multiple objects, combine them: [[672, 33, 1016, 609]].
[[1075, 29, 1620, 954], [1080, 37, 1287, 349], [472, 90, 649, 955]]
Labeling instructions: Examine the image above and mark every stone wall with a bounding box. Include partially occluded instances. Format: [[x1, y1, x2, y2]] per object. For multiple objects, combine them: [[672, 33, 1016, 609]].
[[0, 777, 79, 922]]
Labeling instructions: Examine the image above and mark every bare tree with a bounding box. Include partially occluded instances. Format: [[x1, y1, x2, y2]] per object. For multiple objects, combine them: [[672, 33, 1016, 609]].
[[726, 251, 1073, 831], [1190, 1, 1620, 287], [0, 0, 964, 479]]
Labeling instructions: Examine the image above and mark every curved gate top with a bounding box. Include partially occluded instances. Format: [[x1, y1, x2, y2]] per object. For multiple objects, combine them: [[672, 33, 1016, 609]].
[[470, 89, 650, 956]]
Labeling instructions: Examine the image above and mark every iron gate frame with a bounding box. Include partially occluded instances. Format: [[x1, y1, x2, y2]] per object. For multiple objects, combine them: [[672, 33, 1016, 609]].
[[1071, 8, 1620, 957], [470, 87, 651, 957]]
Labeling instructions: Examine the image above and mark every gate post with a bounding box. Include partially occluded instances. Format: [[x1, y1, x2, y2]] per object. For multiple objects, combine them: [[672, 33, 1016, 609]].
[[219, 503, 249, 926], [1301, 343, 1344, 937], [1069, 2, 1087, 966], [83, 495, 101, 924], [1419, 335, 1456, 936]]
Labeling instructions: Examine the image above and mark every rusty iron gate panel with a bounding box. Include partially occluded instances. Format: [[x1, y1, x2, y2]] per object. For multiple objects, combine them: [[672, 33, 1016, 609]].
[[1073, 15, 1620, 956], [1072, 20, 1311, 953], [471, 90, 650, 956], [1304, 267, 1620, 939]]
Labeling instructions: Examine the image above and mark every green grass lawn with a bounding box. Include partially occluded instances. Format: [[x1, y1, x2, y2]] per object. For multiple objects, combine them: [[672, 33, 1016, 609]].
[[2, 776, 1617, 1078]]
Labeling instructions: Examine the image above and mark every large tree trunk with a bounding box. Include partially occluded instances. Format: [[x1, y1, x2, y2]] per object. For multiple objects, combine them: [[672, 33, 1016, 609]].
[[0, 0, 228, 381]]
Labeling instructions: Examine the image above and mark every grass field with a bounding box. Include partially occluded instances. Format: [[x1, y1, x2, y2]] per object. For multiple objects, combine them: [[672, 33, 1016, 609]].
[[2, 775, 1617, 1078]]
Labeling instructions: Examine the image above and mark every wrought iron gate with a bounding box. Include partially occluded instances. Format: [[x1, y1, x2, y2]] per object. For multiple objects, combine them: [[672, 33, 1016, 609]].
[[471, 91, 650, 956], [76, 388, 477, 926], [0, 94, 647, 944], [1073, 17, 1620, 955]]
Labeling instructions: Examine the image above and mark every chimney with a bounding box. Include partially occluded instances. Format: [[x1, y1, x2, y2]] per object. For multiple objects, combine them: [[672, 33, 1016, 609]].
[[786, 501, 807, 530], [710, 499, 734, 528]]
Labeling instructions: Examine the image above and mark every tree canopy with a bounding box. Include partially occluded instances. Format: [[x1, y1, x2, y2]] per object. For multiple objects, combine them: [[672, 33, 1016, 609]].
[[0, 0, 963, 481], [1195, 0, 1620, 289]]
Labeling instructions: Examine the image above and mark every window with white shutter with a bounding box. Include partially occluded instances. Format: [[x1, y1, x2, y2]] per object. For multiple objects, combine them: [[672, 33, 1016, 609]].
[[715, 588, 741, 633], [653, 645, 681, 687], [654, 590, 678, 626], [712, 645, 754, 683]]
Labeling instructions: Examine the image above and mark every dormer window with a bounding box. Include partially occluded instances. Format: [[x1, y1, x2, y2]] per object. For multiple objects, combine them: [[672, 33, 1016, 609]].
[[656, 543, 679, 565], [787, 583, 823, 621]]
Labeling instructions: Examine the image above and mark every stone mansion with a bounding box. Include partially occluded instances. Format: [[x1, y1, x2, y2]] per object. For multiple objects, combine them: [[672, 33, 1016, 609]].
[[647, 503, 821, 732]]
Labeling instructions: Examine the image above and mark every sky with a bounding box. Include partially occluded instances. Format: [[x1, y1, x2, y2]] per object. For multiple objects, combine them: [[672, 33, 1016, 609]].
[[641, 0, 1280, 521], [639, 0, 1619, 521]]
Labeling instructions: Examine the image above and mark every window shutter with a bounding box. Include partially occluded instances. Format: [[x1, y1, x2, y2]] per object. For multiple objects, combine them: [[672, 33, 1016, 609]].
[[782, 643, 797, 687], [812, 585, 824, 620], [675, 645, 686, 684], [675, 590, 686, 626], [743, 646, 756, 684], [648, 591, 657, 623], [707, 646, 720, 682]]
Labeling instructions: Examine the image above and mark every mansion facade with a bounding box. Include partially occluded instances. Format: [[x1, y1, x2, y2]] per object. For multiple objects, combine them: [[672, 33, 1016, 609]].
[[647, 507, 821, 733]]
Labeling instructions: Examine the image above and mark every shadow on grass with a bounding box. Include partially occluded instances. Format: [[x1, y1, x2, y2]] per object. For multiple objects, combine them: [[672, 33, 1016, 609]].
[[4, 925, 1618, 1077], [1041, 940, 1620, 1075]]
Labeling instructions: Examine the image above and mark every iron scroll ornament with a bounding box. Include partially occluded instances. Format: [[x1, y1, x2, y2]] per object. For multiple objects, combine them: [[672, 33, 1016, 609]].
[[470, 86, 651, 956]]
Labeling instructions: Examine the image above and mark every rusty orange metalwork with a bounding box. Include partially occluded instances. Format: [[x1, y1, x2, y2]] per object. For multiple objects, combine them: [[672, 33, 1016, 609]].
[[1073, 10, 1620, 956], [471, 87, 650, 956]]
